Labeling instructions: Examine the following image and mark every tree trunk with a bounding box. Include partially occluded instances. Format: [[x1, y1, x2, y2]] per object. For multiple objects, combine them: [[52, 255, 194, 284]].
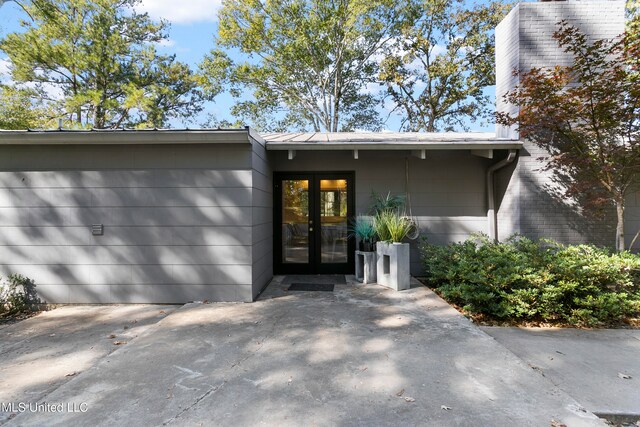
[[615, 199, 625, 252]]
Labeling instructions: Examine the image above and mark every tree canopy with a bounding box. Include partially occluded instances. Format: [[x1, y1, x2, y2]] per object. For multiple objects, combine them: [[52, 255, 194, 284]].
[[201, 0, 508, 132], [497, 22, 640, 251], [0, 86, 52, 129], [201, 0, 400, 132], [0, 0, 205, 129], [379, 0, 511, 132]]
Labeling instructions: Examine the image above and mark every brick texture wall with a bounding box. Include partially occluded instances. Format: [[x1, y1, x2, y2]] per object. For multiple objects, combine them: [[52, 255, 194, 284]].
[[495, 1, 625, 247]]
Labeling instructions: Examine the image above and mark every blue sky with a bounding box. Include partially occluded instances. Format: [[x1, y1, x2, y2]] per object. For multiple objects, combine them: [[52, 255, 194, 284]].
[[0, 0, 501, 132]]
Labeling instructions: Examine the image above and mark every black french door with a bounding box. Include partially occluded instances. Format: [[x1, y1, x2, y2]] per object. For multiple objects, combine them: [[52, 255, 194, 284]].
[[274, 172, 355, 274]]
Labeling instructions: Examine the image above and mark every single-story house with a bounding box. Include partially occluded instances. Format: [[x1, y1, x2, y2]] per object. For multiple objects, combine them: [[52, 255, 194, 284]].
[[0, 0, 632, 303]]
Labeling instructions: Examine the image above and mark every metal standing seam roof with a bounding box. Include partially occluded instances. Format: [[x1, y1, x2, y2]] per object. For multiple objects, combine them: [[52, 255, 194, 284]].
[[260, 132, 522, 150], [0, 128, 522, 149], [0, 127, 260, 145]]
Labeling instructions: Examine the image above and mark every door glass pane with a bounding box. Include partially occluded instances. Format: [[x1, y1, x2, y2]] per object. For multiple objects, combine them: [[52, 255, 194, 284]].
[[282, 180, 309, 264], [320, 179, 348, 263]]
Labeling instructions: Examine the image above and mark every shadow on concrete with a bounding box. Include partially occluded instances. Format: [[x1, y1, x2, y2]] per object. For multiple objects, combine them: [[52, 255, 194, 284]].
[[6, 282, 604, 427]]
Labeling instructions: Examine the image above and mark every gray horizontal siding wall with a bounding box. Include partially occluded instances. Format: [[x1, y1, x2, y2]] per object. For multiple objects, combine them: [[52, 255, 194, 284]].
[[270, 150, 492, 275], [0, 143, 255, 303], [251, 138, 273, 299]]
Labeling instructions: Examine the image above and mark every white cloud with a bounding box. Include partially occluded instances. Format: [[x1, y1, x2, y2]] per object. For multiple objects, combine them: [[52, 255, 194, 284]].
[[135, 0, 223, 24]]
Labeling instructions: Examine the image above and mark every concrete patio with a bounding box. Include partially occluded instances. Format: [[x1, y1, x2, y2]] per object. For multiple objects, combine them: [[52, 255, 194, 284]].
[[0, 278, 613, 426]]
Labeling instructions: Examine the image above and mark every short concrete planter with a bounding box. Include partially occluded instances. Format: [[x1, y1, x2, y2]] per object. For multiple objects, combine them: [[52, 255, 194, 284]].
[[376, 241, 410, 291], [355, 250, 377, 284]]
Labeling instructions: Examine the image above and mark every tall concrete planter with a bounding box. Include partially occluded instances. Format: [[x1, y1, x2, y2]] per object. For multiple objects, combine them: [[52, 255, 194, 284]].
[[376, 241, 410, 291]]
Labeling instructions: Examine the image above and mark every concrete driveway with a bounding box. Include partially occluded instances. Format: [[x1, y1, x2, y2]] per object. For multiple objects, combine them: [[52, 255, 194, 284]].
[[0, 305, 177, 425], [482, 326, 640, 419], [2, 278, 605, 426]]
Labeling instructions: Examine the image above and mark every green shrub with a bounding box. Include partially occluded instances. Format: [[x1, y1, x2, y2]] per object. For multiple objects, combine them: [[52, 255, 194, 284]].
[[0, 274, 40, 318], [420, 234, 640, 327]]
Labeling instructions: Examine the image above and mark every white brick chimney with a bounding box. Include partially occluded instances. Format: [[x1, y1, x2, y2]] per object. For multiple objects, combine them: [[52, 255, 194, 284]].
[[494, 0, 626, 139]]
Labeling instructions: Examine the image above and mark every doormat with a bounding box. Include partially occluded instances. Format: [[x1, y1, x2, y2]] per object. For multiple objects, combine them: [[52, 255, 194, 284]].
[[282, 275, 346, 285], [287, 283, 335, 292]]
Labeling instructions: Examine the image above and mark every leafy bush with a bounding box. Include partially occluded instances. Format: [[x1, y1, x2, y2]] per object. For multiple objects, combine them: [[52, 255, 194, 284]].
[[420, 234, 640, 327], [0, 274, 40, 318]]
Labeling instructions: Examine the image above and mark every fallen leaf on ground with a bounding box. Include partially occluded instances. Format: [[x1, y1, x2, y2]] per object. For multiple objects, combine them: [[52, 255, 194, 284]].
[[112, 341, 127, 345], [49, 334, 55, 337], [108, 334, 116, 339], [65, 372, 77, 377], [441, 405, 452, 411], [404, 397, 415, 402], [396, 388, 405, 397], [618, 372, 632, 379]]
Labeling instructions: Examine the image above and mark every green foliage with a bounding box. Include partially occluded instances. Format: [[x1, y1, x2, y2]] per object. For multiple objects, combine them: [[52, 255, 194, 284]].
[[372, 211, 392, 242], [203, 0, 399, 132], [629, 0, 640, 37], [421, 234, 640, 327], [0, 274, 40, 317], [374, 210, 416, 243], [369, 191, 406, 215], [0, 86, 54, 129], [204, 0, 510, 132], [348, 215, 376, 243], [368, 191, 418, 243], [0, 0, 204, 129], [379, 0, 512, 131]]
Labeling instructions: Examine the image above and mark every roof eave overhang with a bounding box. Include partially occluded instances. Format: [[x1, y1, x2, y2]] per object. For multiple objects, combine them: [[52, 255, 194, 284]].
[[265, 141, 523, 151], [0, 129, 253, 145]]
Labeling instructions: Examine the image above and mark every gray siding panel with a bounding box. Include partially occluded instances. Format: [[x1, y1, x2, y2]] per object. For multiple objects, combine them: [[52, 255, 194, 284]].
[[0, 143, 254, 303], [0, 170, 253, 188], [109, 284, 248, 304], [0, 206, 252, 227], [0, 227, 93, 246], [0, 226, 252, 246], [170, 226, 252, 246], [89, 187, 252, 207], [0, 144, 252, 171], [251, 139, 273, 298], [171, 265, 252, 285]]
